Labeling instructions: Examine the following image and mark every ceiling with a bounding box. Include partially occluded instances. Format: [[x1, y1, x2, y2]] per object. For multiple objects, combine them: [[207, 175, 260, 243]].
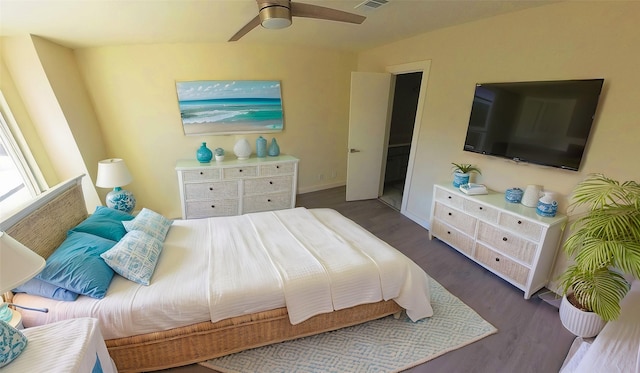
[[0, 0, 557, 51]]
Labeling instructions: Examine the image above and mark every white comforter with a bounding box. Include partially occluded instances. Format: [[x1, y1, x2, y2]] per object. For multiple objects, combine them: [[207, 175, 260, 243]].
[[14, 208, 433, 339]]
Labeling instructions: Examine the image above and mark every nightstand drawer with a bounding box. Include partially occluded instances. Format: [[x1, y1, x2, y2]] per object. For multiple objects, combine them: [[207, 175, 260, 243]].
[[433, 202, 477, 236], [222, 166, 258, 179], [181, 168, 221, 182], [477, 221, 536, 264], [475, 243, 529, 286], [431, 219, 474, 256], [184, 181, 239, 200], [244, 175, 293, 196], [434, 187, 464, 209], [498, 213, 543, 241], [259, 162, 296, 176], [185, 199, 239, 218], [243, 192, 292, 213], [463, 199, 499, 223]]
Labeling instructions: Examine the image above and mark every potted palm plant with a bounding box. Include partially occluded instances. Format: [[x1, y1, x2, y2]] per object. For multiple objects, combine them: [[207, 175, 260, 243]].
[[558, 173, 640, 337], [451, 163, 481, 187]]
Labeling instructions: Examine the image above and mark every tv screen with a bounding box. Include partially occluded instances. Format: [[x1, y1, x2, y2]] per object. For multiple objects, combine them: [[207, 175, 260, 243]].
[[463, 79, 604, 171]]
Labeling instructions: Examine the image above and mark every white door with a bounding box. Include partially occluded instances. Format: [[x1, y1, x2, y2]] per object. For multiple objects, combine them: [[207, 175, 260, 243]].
[[346, 72, 393, 201]]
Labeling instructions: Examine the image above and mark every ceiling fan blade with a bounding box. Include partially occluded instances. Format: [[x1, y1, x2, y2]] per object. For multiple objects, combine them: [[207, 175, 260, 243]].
[[291, 2, 365, 24], [229, 15, 261, 41]]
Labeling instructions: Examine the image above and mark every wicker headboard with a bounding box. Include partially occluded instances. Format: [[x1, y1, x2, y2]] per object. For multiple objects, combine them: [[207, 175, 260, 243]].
[[1, 175, 88, 260]]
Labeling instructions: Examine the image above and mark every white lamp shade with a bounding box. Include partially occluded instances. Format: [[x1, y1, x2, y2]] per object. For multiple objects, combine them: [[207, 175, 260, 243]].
[[0, 232, 45, 294], [96, 158, 133, 188]]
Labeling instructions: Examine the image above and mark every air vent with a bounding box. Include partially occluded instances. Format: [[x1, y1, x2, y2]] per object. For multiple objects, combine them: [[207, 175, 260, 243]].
[[355, 0, 389, 11]]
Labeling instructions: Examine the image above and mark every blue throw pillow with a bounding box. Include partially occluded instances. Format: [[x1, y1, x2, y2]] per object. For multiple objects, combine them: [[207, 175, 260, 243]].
[[123, 208, 172, 242], [71, 205, 134, 241], [13, 277, 79, 301], [37, 231, 116, 299], [101, 230, 164, 286]]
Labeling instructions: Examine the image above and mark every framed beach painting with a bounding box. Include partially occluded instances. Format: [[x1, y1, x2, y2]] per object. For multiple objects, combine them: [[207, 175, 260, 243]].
[[176, 80, 284, 135]]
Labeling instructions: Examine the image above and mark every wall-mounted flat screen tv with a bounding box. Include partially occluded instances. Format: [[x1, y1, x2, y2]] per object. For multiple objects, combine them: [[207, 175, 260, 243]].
[[463, 78, 604, 171]]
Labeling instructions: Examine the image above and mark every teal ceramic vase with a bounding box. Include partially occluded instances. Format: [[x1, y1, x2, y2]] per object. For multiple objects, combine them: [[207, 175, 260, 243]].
[[196, 142, 213, 163], [268, 138, 280, 156], [256, 136, 267, 158]]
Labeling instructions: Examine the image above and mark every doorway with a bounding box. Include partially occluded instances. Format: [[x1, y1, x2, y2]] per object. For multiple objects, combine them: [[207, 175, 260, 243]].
[[379, 72, 422, 210]]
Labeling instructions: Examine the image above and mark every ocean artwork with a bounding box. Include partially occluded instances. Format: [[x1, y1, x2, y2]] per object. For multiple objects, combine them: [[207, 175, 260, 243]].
[[176, 80, 284, 135]]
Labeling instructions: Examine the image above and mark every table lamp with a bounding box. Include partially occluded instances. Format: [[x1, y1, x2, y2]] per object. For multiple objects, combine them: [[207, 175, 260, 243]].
[[0, 232, 46, 367], [96, 158, 136, 214]]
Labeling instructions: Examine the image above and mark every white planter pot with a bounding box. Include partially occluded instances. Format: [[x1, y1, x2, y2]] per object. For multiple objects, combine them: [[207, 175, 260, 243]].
[[559, 294, 606, 338]]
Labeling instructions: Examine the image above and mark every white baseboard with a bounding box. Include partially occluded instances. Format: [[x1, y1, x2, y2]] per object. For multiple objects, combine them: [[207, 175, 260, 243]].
[[297, 181, 346, 195]]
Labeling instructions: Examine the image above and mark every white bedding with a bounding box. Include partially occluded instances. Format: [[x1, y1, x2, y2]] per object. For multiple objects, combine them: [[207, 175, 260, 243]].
[[3, 318, 116, 373], [14, 208, 433, 339]]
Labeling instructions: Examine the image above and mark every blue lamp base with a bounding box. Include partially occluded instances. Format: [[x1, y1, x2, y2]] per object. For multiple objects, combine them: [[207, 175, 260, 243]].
[[106, 187, 136, 214]]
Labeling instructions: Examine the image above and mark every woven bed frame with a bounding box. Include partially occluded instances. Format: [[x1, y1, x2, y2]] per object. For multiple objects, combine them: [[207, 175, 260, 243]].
[[2, 176, 403, 372]]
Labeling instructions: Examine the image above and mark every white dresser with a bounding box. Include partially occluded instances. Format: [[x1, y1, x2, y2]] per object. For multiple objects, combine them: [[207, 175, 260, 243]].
[[429, 183, 566, 299], [176, 155, 299, 219]]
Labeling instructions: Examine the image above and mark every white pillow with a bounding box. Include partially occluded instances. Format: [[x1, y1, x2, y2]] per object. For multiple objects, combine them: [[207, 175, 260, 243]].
[[101, 230, 163, 286], [123, 208, 172, 242]]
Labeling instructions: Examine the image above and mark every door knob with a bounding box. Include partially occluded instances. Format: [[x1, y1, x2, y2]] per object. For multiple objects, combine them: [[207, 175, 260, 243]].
[[349, 148, 361, 153]]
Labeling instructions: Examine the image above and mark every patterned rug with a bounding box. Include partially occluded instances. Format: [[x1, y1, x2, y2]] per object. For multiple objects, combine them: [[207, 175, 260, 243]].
[[199, 278, 497, 373]]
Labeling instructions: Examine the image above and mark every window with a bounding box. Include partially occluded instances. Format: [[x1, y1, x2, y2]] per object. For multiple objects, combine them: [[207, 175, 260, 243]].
[[0, 91, 45, 219]]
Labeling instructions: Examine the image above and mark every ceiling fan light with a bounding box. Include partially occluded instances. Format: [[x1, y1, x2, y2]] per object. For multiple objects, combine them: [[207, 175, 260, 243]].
[[260, 6, 292, 29]]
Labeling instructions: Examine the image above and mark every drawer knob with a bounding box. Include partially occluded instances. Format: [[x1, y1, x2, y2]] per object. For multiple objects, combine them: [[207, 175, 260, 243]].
[[209, 187, 213, 191], [502, 237, 508, 242], [276, 165, 280, 169], [479, 206, 483, 210], [267, 199, 272, 202], [448, 196, 452, 199], [447, 231, 451, 235], [448, 212, 452, 216], [239, 169, 243, 172], [269, 181, 273, 184], [495, 258, 500, 262], [518, 220, 522, 224], [200, 171, 204, 175], [211, 205, 215, 208]]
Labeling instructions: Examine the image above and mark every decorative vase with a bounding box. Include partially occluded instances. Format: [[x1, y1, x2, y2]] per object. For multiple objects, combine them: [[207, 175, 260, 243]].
[[268, 138, 280, 157], [505, 188, 524, 203], [559, 294, 606, 338], [452, 172, 469, 188], [196, 142, 212, 163], [233, 138, 252, 160], [256, 136, 267, 158]]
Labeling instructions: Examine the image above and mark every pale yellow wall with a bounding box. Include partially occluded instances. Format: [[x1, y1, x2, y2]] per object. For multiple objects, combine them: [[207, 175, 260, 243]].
[[1, 35, 102, 210], [357, 1, 640, 290], [73, 43, 356, 218]]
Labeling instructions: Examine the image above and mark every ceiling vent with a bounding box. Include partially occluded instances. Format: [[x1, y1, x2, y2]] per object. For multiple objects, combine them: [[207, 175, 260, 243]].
[[355, 0, 389, 11]]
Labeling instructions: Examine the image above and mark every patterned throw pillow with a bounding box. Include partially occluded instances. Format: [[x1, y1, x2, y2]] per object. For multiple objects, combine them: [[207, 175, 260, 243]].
[[0, 320, 28, 367], [122, 208, 172, 242], [101, 230, 163, 286]]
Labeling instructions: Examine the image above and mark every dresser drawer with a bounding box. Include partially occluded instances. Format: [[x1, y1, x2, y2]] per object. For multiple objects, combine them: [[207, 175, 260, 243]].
[[259, 162, 296, 176], [477, 221, 537, 264], [434, 187, 464, 209], [184, 181, 239, 201], [433, 203, 477, 236], [475, 243, 529, 286], [244, 175, 293, 196], [498, 213, 543, 241], [243, 192, 292, 213], [185, 199, 239, 218], [463, 199, 499, 223], [181, 168, 221, 182], [222, 166, 258, 179], [431, 219, 474, 256]]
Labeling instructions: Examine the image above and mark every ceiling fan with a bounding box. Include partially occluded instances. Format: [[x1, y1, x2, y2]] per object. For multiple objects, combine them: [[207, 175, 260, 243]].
[[229, 0, 366, 42]]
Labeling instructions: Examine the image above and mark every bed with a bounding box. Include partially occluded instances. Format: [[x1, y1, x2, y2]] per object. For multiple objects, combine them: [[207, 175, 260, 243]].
[[1, 175, 433, 372]]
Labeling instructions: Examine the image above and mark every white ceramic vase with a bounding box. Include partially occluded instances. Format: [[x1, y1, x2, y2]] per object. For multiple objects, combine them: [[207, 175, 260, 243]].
[[559, 294, 606, 338], [233, 138, 251, 160]]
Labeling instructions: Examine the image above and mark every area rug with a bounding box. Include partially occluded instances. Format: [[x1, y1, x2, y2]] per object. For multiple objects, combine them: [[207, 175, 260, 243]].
[[199, 278, 497, 373]]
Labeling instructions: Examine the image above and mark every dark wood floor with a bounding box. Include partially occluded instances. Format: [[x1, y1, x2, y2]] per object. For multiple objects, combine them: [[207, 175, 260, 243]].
[[159, 186, 575, 373]]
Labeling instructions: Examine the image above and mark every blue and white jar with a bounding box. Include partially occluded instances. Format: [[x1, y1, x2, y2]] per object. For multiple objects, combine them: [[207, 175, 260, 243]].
[[505, 188, 524, 203], [453, 172, 470, 188]]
